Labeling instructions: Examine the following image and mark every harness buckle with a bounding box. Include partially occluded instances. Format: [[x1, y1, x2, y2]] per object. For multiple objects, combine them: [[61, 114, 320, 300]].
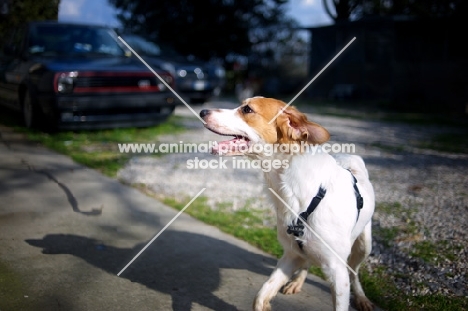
[[356, 196, 364, 210], [286, 224, 305, 237]]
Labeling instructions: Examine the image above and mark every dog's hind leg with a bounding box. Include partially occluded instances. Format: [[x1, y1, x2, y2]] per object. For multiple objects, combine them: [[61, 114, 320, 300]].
[[253, 253, 306, 311], [322, 258, 351, 311], [348, 222, 374, 311]]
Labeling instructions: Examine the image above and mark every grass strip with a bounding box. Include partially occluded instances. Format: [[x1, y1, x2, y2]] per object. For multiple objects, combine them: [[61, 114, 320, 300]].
[[22, 116, 185, 177]]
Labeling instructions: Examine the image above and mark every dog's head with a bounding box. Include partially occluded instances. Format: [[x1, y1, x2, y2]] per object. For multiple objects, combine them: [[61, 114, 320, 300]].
[[200, 96, 330, 156]]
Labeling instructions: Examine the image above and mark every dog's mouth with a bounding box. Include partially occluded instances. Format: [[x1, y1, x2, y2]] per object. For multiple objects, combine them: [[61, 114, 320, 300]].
[[208, 129, 251, 156]]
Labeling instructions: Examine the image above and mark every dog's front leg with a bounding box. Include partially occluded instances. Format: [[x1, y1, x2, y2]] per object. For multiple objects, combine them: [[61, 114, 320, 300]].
[[281, 267, 308, 295], [253, 253, 304, 311]]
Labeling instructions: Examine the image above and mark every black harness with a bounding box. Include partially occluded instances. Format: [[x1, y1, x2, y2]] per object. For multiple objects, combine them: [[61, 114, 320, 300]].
[[287, 170, 364, 249]]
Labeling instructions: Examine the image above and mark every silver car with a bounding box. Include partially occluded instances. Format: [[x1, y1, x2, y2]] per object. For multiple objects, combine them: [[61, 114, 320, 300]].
[[120, 33, 226, 105]]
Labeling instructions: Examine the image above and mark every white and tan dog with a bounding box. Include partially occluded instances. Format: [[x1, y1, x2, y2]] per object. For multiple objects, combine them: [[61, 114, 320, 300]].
[[200, 97, 375, 311]]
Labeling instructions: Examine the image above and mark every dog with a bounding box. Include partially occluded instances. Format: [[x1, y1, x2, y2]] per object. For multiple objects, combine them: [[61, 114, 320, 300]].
[[200, 97, 375, 311]]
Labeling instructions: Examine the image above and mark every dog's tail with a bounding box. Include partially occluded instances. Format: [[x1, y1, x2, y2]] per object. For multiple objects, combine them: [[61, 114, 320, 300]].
[[333, 154, 369, 181]]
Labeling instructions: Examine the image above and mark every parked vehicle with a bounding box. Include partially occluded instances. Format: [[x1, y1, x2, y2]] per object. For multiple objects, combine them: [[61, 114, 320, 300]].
[[119, 33, 226, 105], [0, 21, 177, 130]]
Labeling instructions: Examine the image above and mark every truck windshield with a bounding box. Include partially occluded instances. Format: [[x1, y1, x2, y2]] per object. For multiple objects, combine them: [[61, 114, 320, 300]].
[[28, 24, 126, 57]]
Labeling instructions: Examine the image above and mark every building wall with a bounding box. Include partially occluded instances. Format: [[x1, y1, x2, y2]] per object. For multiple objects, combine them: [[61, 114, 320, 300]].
[[308, 17, 467, 112]]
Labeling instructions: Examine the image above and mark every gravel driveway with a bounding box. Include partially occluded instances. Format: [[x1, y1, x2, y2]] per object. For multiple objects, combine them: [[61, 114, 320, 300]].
[[118, 100, 468, 298]]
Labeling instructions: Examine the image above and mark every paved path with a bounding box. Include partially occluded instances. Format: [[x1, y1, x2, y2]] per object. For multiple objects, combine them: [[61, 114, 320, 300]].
[[0, 124, 340, 311]]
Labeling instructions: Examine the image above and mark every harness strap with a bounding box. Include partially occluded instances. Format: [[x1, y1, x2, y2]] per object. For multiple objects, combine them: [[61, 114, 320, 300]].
[[287, 186, 326, 249], [350, 172, 364, 221], [286, 170, 364, 250]]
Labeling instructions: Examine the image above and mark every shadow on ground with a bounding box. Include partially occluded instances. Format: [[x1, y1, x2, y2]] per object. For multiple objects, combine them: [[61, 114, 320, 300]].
[[26, 232, 330, 311]]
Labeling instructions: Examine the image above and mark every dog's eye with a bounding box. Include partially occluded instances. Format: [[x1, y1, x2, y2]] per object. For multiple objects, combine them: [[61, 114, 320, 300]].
[[242, 105, 254, 114]]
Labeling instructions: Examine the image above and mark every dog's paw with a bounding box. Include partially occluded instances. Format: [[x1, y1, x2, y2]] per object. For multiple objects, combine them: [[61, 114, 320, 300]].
[[280, 280, 303, 295], [252, 298, 271, 311], [354, 295, 374, 311]]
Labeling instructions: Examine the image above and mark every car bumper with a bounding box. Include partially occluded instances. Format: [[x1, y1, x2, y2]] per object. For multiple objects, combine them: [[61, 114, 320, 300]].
[[179, 89, 214, 100], [176, 79, 216, 99], [39, 92, 177, 129]]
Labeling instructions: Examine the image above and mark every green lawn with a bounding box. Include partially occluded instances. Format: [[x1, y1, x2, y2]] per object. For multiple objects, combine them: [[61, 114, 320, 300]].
[[21, 115, 186, 176]]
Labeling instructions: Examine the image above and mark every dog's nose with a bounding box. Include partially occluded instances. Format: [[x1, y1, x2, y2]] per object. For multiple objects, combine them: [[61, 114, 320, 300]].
[[200, 109, 210, 118]]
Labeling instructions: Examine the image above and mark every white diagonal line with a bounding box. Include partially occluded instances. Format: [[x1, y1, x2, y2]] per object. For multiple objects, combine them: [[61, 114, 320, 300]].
[[117, 188, 206, 276], [268, 188, 357, 275], [268, 37, 356, 124], [117, 36, 206, 124]]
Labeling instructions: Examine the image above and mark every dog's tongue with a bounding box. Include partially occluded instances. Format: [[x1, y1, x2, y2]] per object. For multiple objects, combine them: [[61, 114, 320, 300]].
[[212, 137, 249, 155]]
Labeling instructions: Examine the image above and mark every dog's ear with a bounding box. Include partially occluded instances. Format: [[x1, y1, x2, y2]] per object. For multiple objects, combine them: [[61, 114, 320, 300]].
[[277, 106, 330, 144]]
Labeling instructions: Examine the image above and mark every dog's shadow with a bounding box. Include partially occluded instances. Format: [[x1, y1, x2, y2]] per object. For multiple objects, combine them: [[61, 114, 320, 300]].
[[26, 231, 291, 310]]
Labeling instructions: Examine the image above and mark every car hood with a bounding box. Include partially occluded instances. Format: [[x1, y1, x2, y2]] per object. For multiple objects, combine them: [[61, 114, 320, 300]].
[[141, 55, 207, 71], [34, 55, 158, 72], [172, 61, 211, 72]]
